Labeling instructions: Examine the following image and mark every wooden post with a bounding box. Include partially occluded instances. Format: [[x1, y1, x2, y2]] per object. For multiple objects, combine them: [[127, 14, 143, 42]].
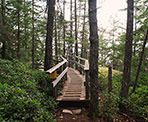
[[64, 63, 67, 82], [53, 87, 57, 98], [85, 70, 89, 99], [108, 66, 112, 93]]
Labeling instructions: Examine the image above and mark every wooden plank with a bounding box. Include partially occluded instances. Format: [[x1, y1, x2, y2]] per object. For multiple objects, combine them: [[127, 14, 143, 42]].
[[84, 60, 89, 70], [65, 92, 81, 94], [61, 97, 80, 101], [75, 55, 86, 61], [60, 56, 67, 61], [46, 56, 67, 74], [69, 60, 85, 68], [55, 68, 86, 101], [52, 67, 68, 87], [63, 95, 81, 97]]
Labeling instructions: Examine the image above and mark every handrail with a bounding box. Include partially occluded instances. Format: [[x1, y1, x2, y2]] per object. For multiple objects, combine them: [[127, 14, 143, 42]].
[[46, 56, 67, 74], [84, 60, 89, 70], [75, 55, 89, 70], [68, 60, 85, 69], [46, 56, 68, 97], [69, 54, 90, 99], [52, 67, 68, 87], [75, 55, 87, 61]]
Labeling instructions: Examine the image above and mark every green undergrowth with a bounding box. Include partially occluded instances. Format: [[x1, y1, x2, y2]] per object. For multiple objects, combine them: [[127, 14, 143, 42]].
[[98, 67, 148, 121], [0, 59, 57, 122]]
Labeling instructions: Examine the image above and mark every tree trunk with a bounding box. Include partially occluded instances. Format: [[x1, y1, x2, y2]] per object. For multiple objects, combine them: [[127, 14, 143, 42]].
[[121, 0, 134, 98], [132, 30, 148, 94], [17, 0, 21, 59], [32, 0, 35, 69], [63, 0, 66, 55], [133, 2, 137, 57], [58, 18, 61, 57], [24, 0, 27, 51], [44, 0, 55, 70], [69, 0, 73, 67], [1, 0, 6, 59], [88, 0, 99, 117], [108, 66, 112, 93], [75, 0, 78, 69], [70, 0, 73, 39], [81, 1, 86, 58], [54, 12, 58, 63]]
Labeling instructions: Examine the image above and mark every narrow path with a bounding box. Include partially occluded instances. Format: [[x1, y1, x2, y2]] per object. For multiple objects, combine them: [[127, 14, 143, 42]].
[[56, 68, 86, 101]]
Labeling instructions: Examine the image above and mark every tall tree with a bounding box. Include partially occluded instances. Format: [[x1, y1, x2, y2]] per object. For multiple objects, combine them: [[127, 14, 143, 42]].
[[81, 0, 87, 58], [1, 0, 6, 59], [63, 0, 66, 55], [32, 0, 35, 69], [88, 0, 99, 117], [17, 0, 21, 59], [108, 66, 112, 93], [70, 0, 73, 40], [68, 0, 73, 67], [54, 11, 58, 63], [121, 0, 134, 98], [75, 0, 78, 69], [44, 0, 55, 70], [132, 30, 148, 94]]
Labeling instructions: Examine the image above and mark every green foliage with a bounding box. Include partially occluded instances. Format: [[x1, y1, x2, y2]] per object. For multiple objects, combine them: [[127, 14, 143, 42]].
[[98, 67, 122, 92], [0, 0, 46, 64], [98, 67, 121, 121], [99, 92, 120, 121], [99, 66, 148, 120], [121, 85, 148, 119], [0, 59, 57, 122]]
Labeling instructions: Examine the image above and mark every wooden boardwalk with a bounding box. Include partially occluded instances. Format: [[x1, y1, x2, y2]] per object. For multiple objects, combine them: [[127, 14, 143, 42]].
[[56, 68, 86, 101]]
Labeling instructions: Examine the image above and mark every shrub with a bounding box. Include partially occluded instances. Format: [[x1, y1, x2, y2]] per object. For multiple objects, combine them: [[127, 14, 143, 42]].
[[99, 92, 120, 121], [0, 59, 57, 122], [121, 85, 148, 119]]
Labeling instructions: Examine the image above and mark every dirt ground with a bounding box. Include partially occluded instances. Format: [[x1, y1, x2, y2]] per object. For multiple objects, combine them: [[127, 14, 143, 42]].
[[54, 107, 140, 122]]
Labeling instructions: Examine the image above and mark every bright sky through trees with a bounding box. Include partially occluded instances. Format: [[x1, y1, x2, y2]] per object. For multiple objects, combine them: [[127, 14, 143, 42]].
[[98, 0, 127, 30], [38, 0, 127, 32]]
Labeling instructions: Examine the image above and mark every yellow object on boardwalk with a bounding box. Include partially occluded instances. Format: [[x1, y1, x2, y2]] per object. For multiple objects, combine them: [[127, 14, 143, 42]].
[[50, 71, 57, 79]]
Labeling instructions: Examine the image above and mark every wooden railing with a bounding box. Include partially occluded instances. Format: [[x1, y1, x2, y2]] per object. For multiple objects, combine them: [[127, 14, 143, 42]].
[[70, 55, 90, 99], [46, 56, 68, 98]]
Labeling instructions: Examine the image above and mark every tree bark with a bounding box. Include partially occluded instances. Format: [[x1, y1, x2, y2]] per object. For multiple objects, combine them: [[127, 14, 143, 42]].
[[69, 0, 73, 67], [132, 30, 148, 94], [133, 2, 137, 57], [44, 0, 55, 70], [24, 0, 27, 51], [17, 0, 21, 59], [57, 16, 61, 57], [32, 0, 35, 69], [81, 1, 86, 58], [63, 0, 66, 55], [54, 12, 58, 63], [88, 0, 99, 117], [121, 0, 134, 98], [75, 0, 78, 69], [108, 66, 112, 93], [1, 0, 6, 59], [70, 0, 73, 39]]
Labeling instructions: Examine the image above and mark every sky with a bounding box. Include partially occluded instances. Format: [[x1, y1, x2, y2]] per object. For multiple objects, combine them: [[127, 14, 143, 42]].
[[38, 0, 127, 33], [98, 0, 127, 30], [64, 0, 127, 32]]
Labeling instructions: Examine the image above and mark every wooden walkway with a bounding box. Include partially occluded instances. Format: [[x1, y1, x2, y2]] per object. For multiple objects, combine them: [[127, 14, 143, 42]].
[[56, 68, 86, 101]]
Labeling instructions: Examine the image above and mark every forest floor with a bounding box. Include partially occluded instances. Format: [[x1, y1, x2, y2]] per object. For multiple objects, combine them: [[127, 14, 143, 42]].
[[54, 107, 140, 122]]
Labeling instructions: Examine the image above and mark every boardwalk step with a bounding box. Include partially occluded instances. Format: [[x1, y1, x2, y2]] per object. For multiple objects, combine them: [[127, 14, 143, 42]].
[[56, 68, 86, 101], [65, 93, 81, 94]]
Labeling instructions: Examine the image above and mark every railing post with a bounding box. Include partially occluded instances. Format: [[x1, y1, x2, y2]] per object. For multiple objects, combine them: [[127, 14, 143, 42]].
[[53, 87, 57, 98], [85, 70, 89, 99], [64, 61, 67, 82]]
